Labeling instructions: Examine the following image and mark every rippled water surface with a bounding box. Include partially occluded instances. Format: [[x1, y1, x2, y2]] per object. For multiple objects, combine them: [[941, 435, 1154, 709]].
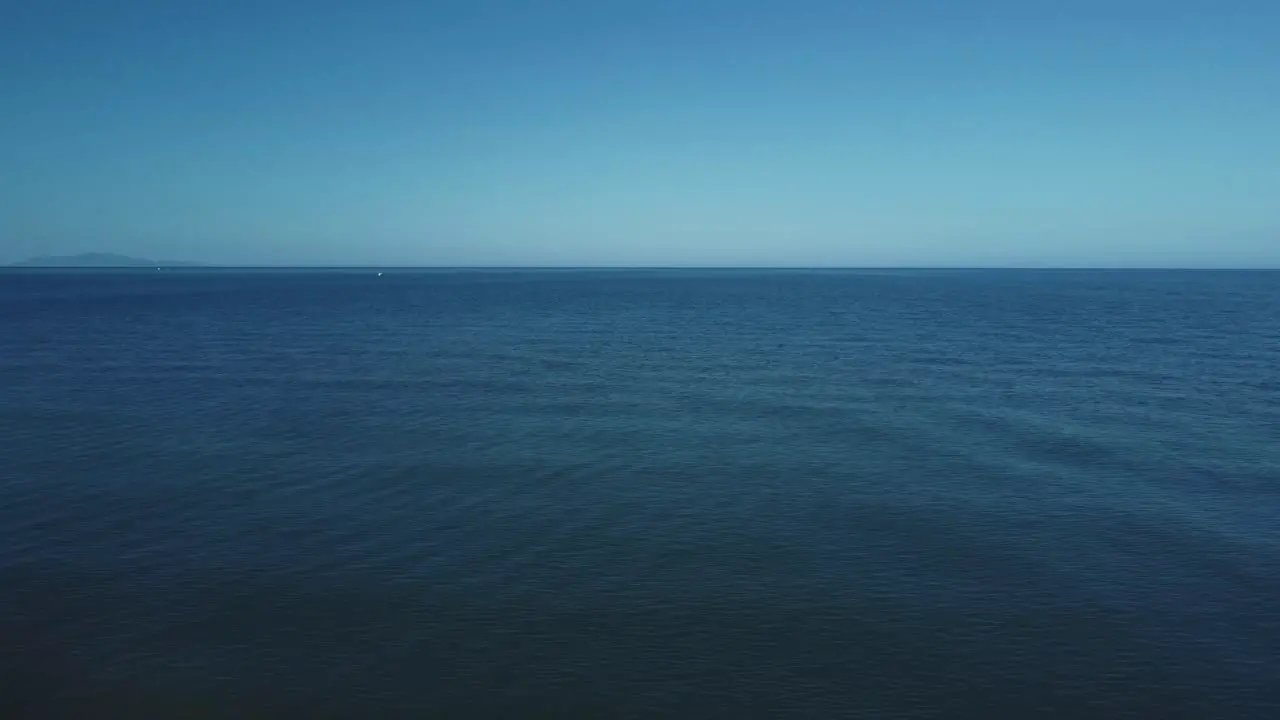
[[2, 269, 1278, 718]]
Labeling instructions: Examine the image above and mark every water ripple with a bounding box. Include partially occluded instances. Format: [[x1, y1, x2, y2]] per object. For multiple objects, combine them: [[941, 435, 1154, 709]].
[[2, 269, 1279, 717]]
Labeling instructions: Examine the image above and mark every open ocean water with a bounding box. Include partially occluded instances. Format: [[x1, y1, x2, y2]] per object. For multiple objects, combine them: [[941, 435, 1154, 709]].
[[1, 268, 1278, 718]]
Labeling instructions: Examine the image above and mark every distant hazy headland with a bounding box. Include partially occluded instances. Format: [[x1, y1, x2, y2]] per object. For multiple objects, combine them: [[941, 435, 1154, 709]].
[[10, 253, 204, 267]]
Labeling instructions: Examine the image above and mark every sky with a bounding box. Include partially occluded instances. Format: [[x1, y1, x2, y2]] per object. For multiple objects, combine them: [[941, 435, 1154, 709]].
[[1, 0, 1277, 267]]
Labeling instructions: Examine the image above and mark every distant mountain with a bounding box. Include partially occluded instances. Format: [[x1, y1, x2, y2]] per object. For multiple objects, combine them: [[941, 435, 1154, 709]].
[[11, 253, 204, 267]]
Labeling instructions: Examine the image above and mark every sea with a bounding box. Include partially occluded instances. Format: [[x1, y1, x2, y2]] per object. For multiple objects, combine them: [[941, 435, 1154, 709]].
[[1, 268, 1277, 718]]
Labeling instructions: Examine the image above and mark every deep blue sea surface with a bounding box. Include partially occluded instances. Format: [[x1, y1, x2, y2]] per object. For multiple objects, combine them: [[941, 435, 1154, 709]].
[[2, 269, 1278, 718]]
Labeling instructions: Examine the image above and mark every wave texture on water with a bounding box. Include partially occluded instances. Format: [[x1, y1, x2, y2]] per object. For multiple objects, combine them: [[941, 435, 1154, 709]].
[[2, 269, 1278, 718]]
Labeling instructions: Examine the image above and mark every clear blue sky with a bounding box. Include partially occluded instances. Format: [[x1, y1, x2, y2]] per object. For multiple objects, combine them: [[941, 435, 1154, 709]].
[[2, 0, 1277, 266]]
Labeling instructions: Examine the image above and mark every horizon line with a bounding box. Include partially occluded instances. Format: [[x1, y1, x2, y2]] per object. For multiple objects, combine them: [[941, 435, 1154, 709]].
[[6, 264, 1280, 271]]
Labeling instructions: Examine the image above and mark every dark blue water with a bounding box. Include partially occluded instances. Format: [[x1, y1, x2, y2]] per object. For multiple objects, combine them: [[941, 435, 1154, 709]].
[[2, 269, 1278, 718]]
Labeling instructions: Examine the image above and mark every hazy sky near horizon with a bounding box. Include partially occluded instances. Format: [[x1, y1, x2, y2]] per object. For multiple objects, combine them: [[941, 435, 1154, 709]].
[[2, 0, 1277, 266]]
